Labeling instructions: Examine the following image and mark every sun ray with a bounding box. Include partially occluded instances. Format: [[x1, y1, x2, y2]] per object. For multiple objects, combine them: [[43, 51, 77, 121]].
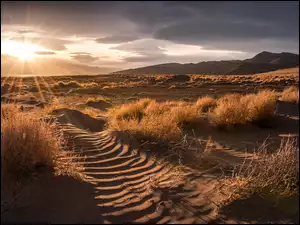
[[1, 40, 46, 61], [39, 75, 60, 104], [28, 59, 59, 104], [33, 76, 46, 102], [8, 76, 16, 94], [16, 76, 24, 98]]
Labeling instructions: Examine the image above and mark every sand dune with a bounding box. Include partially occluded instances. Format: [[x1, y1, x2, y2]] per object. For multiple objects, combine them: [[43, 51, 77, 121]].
[[2, 112, 223, 224], [58, 122, 220, 223]]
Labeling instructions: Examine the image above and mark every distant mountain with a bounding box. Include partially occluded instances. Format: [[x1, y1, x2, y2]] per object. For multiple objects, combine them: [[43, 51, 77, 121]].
[[1, 54, 111, 76], [111, 51, 299, 75]]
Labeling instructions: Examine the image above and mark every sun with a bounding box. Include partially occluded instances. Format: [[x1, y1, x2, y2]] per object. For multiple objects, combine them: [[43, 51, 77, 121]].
[[1, 40, 44, 60]]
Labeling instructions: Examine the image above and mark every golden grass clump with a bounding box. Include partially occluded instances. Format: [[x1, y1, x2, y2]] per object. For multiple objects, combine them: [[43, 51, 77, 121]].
[[245, 89, 277, 123], [209, 94, 249, 127], [280, 86, 299, 104], [107, 99, 202, 141], [229, 138, 299, 198], [53, 81, 82, 88], [108, 98, 152, 121], [195, 96, 216, 112], [86, 96, 112, 104], [1, 104, 62, 176], [210, 89, 277, 128]]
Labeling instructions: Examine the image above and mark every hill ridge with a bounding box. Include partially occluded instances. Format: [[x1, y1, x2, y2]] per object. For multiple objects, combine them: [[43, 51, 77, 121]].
[[111, 51, 299, 75]]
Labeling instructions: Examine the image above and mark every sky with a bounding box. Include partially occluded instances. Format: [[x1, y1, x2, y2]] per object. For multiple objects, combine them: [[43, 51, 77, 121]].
[[1, 1, 299, 72]]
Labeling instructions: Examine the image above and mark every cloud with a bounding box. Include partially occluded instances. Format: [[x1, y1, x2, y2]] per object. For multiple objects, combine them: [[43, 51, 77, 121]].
[[34, 51, 56, 55], [153, 15, 298, 52], [70, 52, 99, 63], [11, 36, 71, 51], [1, 1, 298, 68], [17, 29, 36, 34], [95, 35, 140, 44], [71, 52, 92, 55]]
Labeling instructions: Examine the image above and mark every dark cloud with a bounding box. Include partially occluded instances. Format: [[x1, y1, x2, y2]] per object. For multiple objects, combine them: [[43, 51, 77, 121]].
[[113, 39, 167, 54], [2, 1, 298, 66], [70, 52, 99, 63], [0, 1, 137, 36], [34, 51, 56, 55], [95, 36, 140, 44], [153, 17, 298, 52]]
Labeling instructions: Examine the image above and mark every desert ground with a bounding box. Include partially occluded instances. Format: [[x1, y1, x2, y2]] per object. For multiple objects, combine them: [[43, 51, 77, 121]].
[[1, 67, 299, 224]]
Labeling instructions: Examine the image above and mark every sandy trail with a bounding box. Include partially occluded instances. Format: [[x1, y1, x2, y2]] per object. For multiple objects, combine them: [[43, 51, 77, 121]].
[[56, 123, 221, 224], [2, 118, 222, 224]]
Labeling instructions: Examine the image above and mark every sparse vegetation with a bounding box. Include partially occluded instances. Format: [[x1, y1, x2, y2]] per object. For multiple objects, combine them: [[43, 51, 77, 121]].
[[280, 86, 299, 103], [1, 104, 62, 176], [227, 137, 299, 198], [53, 81, 82, 88], [107, 98, 202, 141], [86, 96, 112, 104], [210, 89, 277, 128], [1, 103, 85, 180], [195, 96, 216, 112], [53, 81, 98, 89]]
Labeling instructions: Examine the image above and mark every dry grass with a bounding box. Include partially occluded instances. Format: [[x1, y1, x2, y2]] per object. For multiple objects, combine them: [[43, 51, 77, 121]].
[[86, 96, 112, 104], [53, 81, 82, 88], [53, 81, 98, 89], [190, 67, 299, 85], [107, 99, 202, 141], [280, 86, 299, 104], [210, 89, 277, 128], [195, 96, 216, 112], [1, 104, 61, 176], [108, 90, 279, 139], [227, 137, 299, 198], [108, 98, 152, 121], [1, 103, 85, 180]]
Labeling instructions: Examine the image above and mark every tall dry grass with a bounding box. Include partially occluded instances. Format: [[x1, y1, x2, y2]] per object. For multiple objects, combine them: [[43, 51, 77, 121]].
[[210, 89, 277, 128], [107, 98, 202, 141], [195, 96, 216, 112], [53, 80, 98, 89], [1, 103, 81, 178], [228, 137, 299, 198], [280, 86, 299, 104]]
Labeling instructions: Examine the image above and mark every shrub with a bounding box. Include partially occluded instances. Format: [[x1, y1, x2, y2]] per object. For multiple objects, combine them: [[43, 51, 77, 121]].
[[229, 137, 299, 198], [195, 96, 216, 112], [107, 99, 201, 141], [108, 98, 152, 121], [210, 94, 248, 128], [210, 90, 277, 128], [1, 105, 62, 176], [280, 86, 299, 104], [53, 81, 82, 88], [86, 96, 112, 104], [245, 89, 277, 125]]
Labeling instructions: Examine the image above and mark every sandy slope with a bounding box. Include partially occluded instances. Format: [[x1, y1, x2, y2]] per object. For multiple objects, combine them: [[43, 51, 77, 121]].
[[1, 101, 298, 224], [1, 119, 223, 224]]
